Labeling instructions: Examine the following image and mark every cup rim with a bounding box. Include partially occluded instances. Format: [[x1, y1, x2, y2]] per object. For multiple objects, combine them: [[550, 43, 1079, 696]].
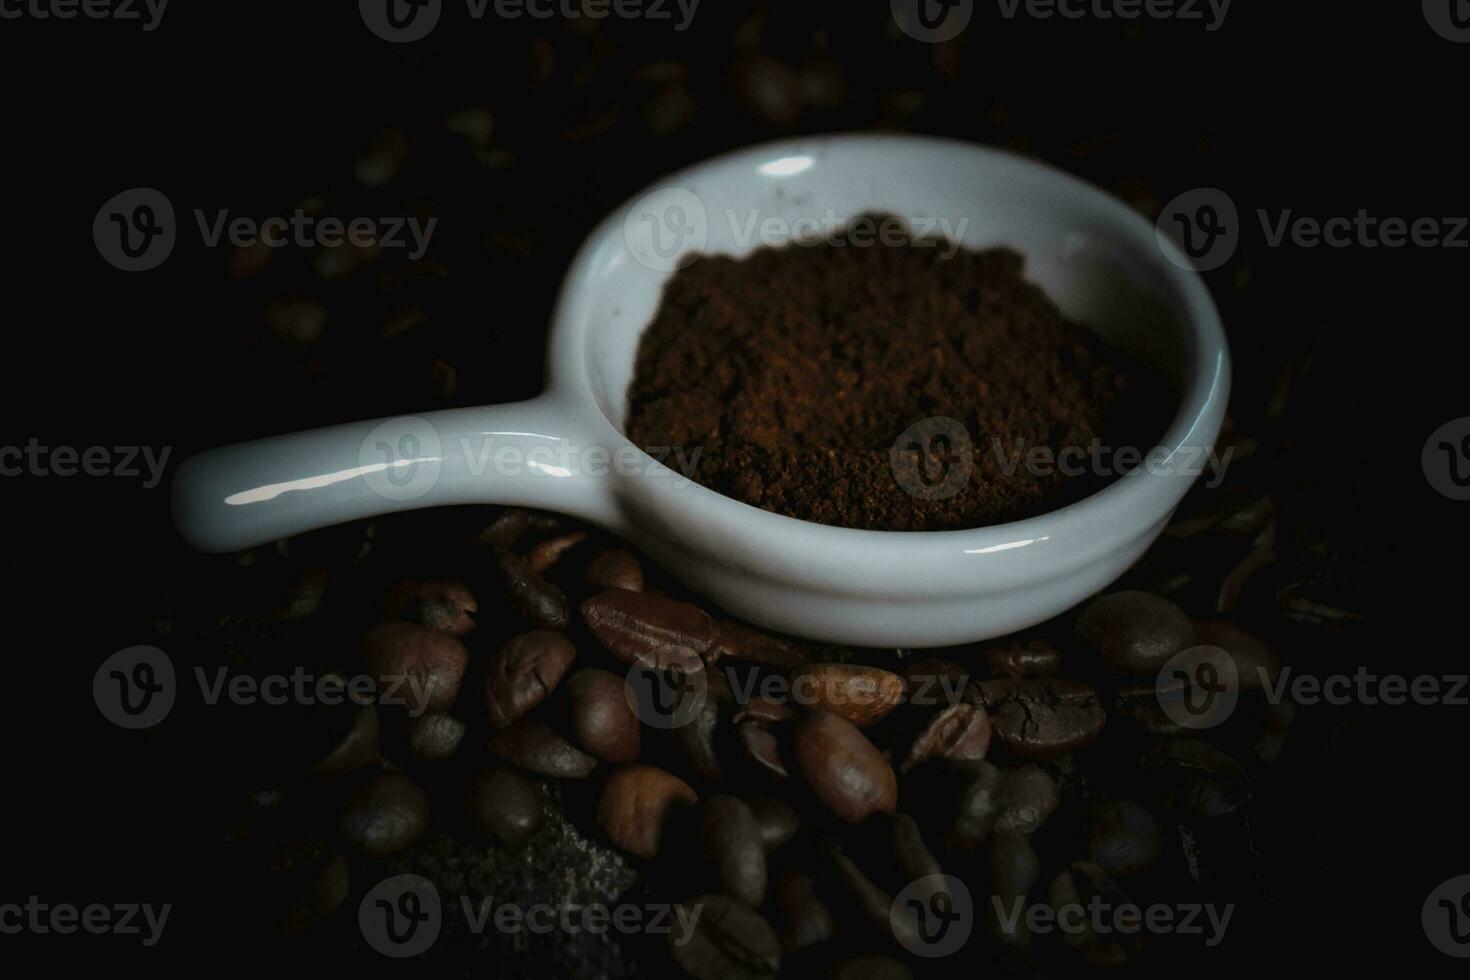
[[548, 132, 1229, 576]]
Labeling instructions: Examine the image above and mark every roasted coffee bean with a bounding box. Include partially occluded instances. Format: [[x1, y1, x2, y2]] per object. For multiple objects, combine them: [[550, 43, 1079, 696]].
[[280, 853, 349, 938], [748, 797, 798, 851], [796, 664, 905, 728], [890, 813, 943, 882], [731, 55, 802, 128], [474, 508, 530, 548], [1192, 619, 1281, 690], [700, 796, 768, 906], [827, 843, 912, 947], [774, 870, 835, 952], [993, 765, 1061, 837], [986, 831, 1039, 950], [1085, 801, 1163, 876], [793, 711, 897, 823], [827, 955, 914, 980], [1048, 861, 1140, 966], [901, 703, 990, 774], [582, 589, 717, 664], [1141, 738, 1252, 816], [668, 894, 781, 979], [947, 759, 1003, 848], [733, 696, 793, 725], [973, 678, 1105, 760], [361, 621, 469, 715], [339, 771, 430, 858], [406, 712, 465, 761], [469, 767, 544, 847], [900, 656, 970, 706], [674, 695, 725, 783], [585, 547, 645, 592], [708, 622, 809, 674], [485, 630, 577, 729], [1076, 591, 1195, 676], [596, 764, 697, 859], [738, 722, 789, 781], [385, 580, 477, 636], [353, 128, 409, 188], [496, 551, 570, 628], [982, 639, 1062, 678], [1252, 697, 1296, 764], [310, 703, 379, 780], [487, 718, 598, 779], [527, 530, 588, 574], [566, 668, 641, 763], [1114, 679, 1186, 735]]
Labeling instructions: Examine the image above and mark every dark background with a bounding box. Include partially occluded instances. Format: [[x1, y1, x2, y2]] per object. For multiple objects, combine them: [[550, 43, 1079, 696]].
[[0, 1, 1460, 972]]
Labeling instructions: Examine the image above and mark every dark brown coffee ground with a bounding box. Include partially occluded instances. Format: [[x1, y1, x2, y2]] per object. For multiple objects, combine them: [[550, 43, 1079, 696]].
[[625, 218, 1169, 531]]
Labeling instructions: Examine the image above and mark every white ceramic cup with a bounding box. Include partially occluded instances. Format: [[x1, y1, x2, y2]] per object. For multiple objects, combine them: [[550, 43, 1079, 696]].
[[173, 134, 1229, 647]]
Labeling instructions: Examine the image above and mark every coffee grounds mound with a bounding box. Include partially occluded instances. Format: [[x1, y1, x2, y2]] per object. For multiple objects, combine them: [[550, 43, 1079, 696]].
[[626, 217, 1170, 531]]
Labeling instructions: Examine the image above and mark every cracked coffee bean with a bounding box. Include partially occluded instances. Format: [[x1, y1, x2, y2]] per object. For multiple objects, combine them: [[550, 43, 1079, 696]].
[[1076, 590, 1195, 676], [1085, 800, 1163, 876], [339, 771, 430, 858], [699, 795, 767, 906], [469, 767, 544, 847], [901, 702, 991, 773], [597, 764, 697, 859], [972, 677, 1105, 760], [668, 893, 781, 979], [582, 589, 717, 664], [485, 630, 577, 729], [566, 667, 641, 763], [794, 711, 896, 823], [406, 712, 465, 761], [495, 550, 570, 628], [488, 718, 598, 778], [361, 621, 469, 715], [796, 663, 905, 728], [585, 547, 644, 592]]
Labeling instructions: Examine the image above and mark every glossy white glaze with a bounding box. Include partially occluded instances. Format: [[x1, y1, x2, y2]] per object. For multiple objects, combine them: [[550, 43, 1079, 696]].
[[173, 135, 1229, 646]]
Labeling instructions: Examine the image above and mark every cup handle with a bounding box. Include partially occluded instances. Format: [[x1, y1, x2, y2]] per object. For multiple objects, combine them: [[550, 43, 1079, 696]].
[[172, 394, 612, 552]]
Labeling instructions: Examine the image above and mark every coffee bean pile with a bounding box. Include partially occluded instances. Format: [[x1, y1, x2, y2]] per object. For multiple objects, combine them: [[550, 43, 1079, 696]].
[[193, 480, 1326, 977]]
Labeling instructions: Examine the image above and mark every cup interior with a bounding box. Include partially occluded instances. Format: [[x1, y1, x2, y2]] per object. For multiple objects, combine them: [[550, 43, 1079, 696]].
[[559, 134, 1199, 445]]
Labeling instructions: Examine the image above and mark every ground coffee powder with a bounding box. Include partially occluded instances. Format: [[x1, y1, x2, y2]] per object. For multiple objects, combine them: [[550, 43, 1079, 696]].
[[626, 217, 1168, 531]]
